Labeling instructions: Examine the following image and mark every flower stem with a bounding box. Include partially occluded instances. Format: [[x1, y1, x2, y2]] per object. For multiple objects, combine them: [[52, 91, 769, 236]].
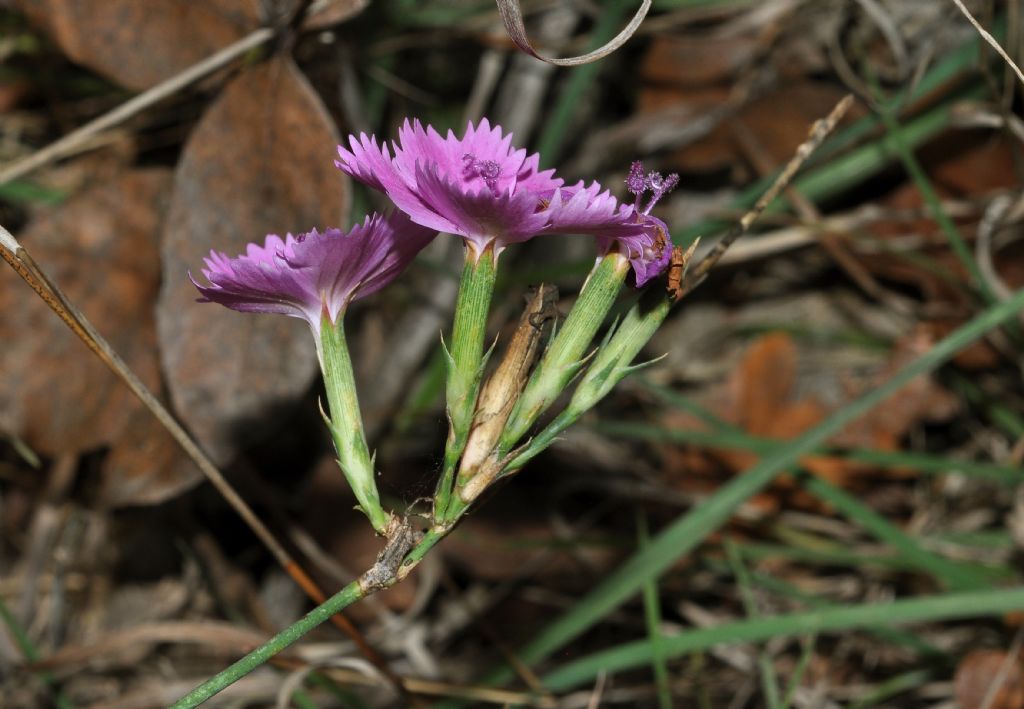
[[319, 313, 390, 534], [170, 580, 365, 709], [434, 243, 497, 519], [171, 518, 462, 708], [499, 251, 628, 450]]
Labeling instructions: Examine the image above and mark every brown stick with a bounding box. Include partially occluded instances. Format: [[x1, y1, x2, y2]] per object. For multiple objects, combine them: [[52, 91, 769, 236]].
[[678, 94, 855, 299], [0, 227, 410, 701]]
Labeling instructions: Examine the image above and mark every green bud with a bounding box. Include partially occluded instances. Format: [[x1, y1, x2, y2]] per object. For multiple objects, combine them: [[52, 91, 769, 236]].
[[500, 251, 629, 450]]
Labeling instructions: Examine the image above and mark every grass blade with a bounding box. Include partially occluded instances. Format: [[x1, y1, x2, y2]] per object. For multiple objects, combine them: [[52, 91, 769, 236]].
[[799, 474, 995, 590], [638, 510, 673, 709], [543, 586, 1024, 691], [485, 286, 1024, 687], [598, 421, 1024, 485]]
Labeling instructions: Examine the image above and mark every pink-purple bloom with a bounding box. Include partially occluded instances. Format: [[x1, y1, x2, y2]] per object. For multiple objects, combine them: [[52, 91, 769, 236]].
[[192, 211, 434, 332], [335, 119, 676, 285], [336, 118, 561, 258], [546, 168, 675, 287]]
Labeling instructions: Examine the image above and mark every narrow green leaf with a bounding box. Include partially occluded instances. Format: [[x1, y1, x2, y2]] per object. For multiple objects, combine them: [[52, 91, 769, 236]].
[[544, 586, 1024, 691], [638, 510, 673, 709], [598, 421, 1024, 485], [486, 287, 1024, 686], [799, 474, 993, 590]]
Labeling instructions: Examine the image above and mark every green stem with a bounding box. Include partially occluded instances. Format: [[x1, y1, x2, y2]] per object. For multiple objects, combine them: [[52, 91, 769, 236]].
[[399, 526, 448, 573], [434, 243, 497, 519], [319, 314, 389, 534], [173, 519, 462, 708], [500, 252, 628, 450], [170, 581, 365, 708]]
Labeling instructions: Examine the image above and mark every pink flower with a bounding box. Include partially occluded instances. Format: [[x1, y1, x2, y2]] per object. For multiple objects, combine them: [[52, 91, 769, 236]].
[[336, 119, 675, 284], [192, 211, 434, 332], [336, 118, 561, 258], [545, 162, 676, 286]]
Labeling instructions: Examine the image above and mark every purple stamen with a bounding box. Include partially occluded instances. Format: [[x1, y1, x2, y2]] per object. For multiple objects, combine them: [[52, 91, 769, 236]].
[[641, 170, 680, 214], [463, 153, 502, 192], [625, 161, 647, 201]]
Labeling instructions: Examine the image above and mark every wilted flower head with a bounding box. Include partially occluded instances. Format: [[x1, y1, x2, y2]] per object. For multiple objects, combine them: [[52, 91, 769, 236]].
[[192, 211, 434, 334], [543, 161, 677, 287], [336, 118, 563, 259]]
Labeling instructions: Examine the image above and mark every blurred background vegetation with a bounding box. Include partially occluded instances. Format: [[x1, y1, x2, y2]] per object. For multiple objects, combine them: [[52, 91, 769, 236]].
[[2, 0, 1024, 707]]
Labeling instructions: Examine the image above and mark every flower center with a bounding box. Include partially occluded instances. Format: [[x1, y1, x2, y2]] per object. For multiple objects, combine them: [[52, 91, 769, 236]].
[[463, 153, 502, 193]]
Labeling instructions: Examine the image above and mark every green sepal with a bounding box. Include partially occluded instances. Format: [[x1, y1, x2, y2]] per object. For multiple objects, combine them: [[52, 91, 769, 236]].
[[439, 333, 456, 372], [504, 291, 673, 472]]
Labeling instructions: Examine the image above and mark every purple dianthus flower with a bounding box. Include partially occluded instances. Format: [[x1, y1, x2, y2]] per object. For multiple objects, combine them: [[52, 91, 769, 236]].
[[336, 118, 562, 259], [191, 211, 434, 335], [544, 161, 677, 287], [336, 118, 675, 285]]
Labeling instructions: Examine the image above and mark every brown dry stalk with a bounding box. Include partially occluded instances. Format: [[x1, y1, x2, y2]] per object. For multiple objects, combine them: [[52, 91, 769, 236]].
[[0, 227, 409, 700], [0, 29, 273, 186], [951, 0, 1024, 88], [679, 93, 855, 298], [0, 0, 345, 185], [459, 284, 558, 479]]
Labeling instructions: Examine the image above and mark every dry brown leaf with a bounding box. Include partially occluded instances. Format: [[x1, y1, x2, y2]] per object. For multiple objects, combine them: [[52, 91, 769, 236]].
[[735, 332, 796, 437], [0, 170, 170, 455], [954, 649, 1024, 709], [666, 329, 957, 489], [14, 0, 264, 91], [640, 34, 760, 87], [834, 325, 959, 451], [98, 413, 202, 508], [157, 56, 347, 465]]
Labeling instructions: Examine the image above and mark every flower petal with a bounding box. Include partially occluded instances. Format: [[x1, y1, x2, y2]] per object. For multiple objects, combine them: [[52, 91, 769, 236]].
[[414, 161, 548, 251], [193, 212, 435, 329], [335, 132, 413, 200]]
